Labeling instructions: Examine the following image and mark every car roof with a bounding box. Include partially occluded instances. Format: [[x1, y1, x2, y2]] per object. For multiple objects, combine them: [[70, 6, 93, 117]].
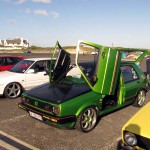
[[24, 57, 56, 61]]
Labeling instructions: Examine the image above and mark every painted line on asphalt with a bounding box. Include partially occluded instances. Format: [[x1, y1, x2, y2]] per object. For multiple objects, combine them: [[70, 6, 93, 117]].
[[0, 130, 40, 150], [0, 140, 18, 150]]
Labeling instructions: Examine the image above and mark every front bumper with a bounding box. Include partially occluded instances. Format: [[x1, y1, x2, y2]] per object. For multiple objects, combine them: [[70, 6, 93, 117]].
[[121, 141, 147, 150], [120, 141, 138, 150], [0, 84, 5, 95], [18, 103, 76, 128]]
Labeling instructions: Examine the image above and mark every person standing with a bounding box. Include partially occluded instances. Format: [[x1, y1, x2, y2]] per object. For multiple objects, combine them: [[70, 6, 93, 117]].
[[146, 55, 150, 81]]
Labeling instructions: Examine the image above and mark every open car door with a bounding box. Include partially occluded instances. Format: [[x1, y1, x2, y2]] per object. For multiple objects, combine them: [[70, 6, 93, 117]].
[[50, 41, 71, 81], [76, 40, 121, 95]]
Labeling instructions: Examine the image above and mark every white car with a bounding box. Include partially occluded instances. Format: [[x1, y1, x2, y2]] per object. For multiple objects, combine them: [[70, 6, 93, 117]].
[[0, 58, 55, 99], [91, 51, 98, 55]]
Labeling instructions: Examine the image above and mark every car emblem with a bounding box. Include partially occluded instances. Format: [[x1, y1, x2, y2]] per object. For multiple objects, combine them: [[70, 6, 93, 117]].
[[102, 51, 106, 59], [35, 101, 38, 106]]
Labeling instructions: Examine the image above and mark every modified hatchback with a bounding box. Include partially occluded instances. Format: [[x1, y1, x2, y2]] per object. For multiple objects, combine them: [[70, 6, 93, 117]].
[[18, 40, 149, 132]]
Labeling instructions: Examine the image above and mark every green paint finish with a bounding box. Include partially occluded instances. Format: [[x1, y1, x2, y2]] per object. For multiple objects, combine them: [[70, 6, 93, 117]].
[[59, 91, 102, 117], [76, 41, 122, 95], [18, 40, 149, 132], [94, 47, 121, 95]]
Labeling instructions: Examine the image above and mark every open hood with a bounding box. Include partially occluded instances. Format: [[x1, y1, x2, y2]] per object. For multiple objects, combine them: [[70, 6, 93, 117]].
[[50, 41, 71, 81]]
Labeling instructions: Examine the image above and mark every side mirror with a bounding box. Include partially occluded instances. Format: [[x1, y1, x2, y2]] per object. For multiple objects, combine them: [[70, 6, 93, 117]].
[[27, 69, 35, 74]]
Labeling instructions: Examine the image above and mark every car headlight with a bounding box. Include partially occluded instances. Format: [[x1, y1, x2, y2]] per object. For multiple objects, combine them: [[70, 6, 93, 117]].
[[53, 106, 60, 115], [124, 132, 137, 146]]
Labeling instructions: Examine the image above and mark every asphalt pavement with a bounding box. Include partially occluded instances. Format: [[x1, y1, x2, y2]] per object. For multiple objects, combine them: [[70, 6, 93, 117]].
[[0, 53, 149, 150]]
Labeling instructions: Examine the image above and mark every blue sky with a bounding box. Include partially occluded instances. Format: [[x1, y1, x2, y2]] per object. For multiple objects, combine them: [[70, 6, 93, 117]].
[[1, 0, 150, 48]]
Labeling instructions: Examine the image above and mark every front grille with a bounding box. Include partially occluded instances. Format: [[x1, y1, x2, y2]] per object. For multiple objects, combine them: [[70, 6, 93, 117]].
[[136, 134, 150, 149], [24, 98, 53, 112]]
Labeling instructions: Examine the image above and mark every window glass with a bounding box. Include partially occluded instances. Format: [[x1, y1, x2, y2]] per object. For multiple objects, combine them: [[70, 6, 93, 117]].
[[9, 60, 34, 73], [15, 58, 22, 62], [4, 58, 16, 65], [0, 58, 2, 66], [31, 61, 45, 72], [77, 43, 100, 85], [121, 66, 139, 83], [121, 51, 143, 61], [30, 60, 53, 72]]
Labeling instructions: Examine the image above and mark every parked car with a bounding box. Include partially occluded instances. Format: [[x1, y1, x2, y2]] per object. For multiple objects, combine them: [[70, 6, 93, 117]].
[[0, 55, 24, 71], [91, 51, 98, 55], [0, 58, 55, 98], [18, 41, 149, 132], [23, 49, 31, 53], [120, 102, 150, 149]]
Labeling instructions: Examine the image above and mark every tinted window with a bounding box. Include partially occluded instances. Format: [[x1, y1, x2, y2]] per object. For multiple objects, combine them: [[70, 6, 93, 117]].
[[4, 57, 16, 65], [30, 60, 52, 72], [77, 43, 100, 85], [31, 61, 46, 72], [9, 60, 34, 73], [15, 58, 22, 62], [121, 66, 139, 83], [0, 58, 2, 66]]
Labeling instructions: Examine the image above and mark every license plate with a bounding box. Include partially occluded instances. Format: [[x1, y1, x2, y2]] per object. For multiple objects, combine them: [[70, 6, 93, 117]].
[[29, 111, 43, 121]]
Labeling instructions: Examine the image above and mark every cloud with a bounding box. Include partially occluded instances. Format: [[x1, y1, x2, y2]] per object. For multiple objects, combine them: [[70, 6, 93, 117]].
[[25, 8, 59, 18], [50, 11, 60, 18], [33, 9, 49, 16], [8, 19, 16, 24], [32, 0, 52, 3], [3, 0, 26, 4], [25, 8, 31, 14], [15, 0, 26, 4]]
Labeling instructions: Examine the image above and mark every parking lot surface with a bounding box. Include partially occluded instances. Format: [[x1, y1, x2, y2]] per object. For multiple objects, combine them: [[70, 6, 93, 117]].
[[0, 53, 149, 150]]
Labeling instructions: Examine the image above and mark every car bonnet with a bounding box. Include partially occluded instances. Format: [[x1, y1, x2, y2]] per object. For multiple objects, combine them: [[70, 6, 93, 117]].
[[24, 82, 91, 104], [123, 102, 150, 138]]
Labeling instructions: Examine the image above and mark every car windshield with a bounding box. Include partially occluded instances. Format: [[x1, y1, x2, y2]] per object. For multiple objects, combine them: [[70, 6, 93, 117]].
[[9, 60, 34, 73]]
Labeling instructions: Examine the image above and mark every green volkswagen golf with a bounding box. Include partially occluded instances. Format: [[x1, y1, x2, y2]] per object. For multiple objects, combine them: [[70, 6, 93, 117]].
[[18, 40, 149, 132]]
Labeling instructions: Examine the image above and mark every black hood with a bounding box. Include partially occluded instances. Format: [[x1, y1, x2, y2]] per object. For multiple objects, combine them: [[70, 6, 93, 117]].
[[25, 82, 91, 104]]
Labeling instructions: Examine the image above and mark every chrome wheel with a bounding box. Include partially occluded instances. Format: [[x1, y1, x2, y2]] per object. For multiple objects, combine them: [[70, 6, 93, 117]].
[[4, 82, 21, 99], [76, 107, 97, 132], [137, 90, 146, 107], [132, 90, 146, 107]]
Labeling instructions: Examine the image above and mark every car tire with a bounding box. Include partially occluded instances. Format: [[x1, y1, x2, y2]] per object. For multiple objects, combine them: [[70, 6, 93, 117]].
[[4, 82, 22, 99], [132, 90, 146, 107], [75, 107, 97, 132]]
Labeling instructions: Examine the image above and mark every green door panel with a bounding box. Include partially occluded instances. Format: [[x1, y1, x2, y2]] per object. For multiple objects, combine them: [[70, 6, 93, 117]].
[[76, 40, 121, 95], [94, 46, 121, 95]]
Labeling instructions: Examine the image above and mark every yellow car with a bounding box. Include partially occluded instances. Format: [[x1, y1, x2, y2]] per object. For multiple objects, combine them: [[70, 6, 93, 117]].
[[120, 102, 150, 150]]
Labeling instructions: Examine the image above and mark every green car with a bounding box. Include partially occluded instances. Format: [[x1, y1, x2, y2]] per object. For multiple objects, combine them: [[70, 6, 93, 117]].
[[18, 40, 149, 132]]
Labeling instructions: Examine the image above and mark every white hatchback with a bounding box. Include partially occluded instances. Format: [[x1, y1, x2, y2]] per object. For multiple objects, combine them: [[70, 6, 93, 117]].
[[0, 58, 55, 98]]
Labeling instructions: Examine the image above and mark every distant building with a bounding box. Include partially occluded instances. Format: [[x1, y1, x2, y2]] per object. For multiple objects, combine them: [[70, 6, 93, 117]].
[[0, 37, 29, 48]]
